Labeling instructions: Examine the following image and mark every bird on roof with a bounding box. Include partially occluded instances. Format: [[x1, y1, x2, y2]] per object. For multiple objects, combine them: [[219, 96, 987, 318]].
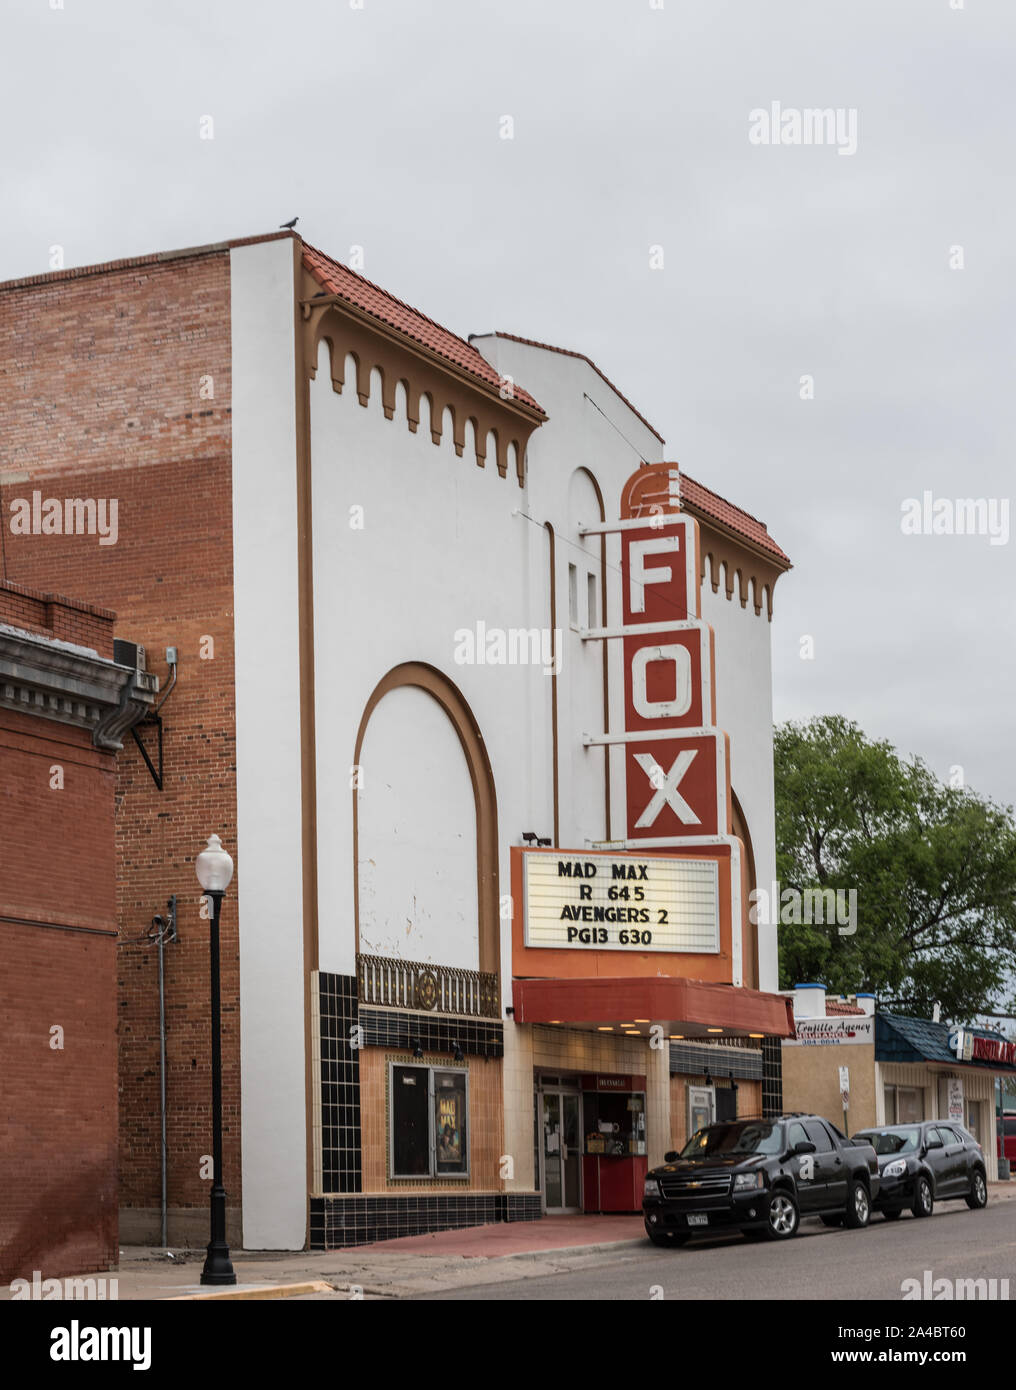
[[279, 216, 299, 230]]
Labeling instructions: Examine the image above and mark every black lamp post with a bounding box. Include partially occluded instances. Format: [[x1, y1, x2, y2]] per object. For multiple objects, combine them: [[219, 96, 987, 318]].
[[196, 833, 236, 1286]]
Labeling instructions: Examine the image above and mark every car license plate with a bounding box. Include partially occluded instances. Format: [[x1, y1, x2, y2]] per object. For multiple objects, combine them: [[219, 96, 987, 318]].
[[686, 1213, 709, 1227]]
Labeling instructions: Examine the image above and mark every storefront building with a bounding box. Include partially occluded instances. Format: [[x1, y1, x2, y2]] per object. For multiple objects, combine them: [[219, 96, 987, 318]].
[[783, 983, 1016, 1180], [0, 579, 155, 1279], [1, 232, 793, 1252]]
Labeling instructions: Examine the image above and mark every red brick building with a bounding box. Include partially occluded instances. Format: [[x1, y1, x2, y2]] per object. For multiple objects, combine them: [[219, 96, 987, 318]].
[[1, 241, 248, 1246], [0, 580, 155, 1279]]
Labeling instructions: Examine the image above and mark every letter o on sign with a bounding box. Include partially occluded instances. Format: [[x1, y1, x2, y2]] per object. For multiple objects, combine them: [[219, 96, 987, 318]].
[[632, 643, 692, 720]]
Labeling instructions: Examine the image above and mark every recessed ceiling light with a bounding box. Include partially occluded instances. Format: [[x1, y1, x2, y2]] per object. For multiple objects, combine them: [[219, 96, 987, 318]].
[[634, 1018, 651, 1023], [707, 1027, 723, 1033], [624, 1029, 641, 1035], [597, 1026, 614, 1031], [749, 1032, 765, 1039]]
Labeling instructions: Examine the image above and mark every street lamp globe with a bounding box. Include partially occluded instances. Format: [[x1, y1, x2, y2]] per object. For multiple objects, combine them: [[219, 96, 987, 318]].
[[195, 834, 234, 893]]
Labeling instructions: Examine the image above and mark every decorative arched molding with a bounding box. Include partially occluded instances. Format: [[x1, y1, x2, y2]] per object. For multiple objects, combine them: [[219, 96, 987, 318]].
[[302, 292, 543, 487], [693, 525, 786, 621], [731, 788, 759, 990], [351, 663, 501, 989]]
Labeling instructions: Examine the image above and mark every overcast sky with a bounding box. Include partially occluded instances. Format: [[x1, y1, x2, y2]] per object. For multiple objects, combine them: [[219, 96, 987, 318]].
[[3, 0, 1013, 812]]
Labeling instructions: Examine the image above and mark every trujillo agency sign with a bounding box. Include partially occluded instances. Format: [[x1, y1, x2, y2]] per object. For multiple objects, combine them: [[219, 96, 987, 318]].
[[785, 1017, 875, 1047]]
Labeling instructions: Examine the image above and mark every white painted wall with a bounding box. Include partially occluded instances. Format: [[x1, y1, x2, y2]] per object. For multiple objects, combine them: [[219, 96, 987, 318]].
[[311, 355, 555, 989], [700, 579, 780, 991], [357, 684, 479, 967], [481, 337, 781, 992], [230, 238, 307, 1249], [471, 336, 666, 857]]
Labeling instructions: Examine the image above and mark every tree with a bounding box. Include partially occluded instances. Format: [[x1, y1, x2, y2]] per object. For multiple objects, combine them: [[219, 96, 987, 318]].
[[774, 715, 1016, 1020]]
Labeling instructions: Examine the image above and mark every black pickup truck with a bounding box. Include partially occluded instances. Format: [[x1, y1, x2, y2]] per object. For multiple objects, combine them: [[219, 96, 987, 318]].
[[643, 1114, 881, 1244]]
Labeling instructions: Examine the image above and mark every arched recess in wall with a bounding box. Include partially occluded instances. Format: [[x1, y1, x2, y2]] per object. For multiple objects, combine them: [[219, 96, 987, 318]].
[[351, 662, 500, 985], [731, 788, 759, 990]]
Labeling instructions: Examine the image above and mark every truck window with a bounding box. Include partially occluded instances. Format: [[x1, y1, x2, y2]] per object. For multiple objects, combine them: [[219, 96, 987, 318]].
[[804, 1121, 835, 1152], [787, 1122, 809, 1148]]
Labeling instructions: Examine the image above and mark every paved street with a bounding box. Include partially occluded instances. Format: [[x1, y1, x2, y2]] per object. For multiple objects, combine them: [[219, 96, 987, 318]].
[[413, 1199, 1016, 1301]]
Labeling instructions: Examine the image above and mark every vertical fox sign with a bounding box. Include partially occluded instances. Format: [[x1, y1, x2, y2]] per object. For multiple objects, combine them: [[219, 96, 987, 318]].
[[618, 465, 730, 842], [611, 462, 749, 985]]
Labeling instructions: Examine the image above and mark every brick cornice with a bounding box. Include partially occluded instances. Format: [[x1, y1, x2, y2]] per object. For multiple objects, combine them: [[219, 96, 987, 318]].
[[0, 624, 157, 749]]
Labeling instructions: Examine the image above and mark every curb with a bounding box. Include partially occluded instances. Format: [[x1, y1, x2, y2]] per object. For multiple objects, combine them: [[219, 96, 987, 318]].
[[168, 1280, 334, 1301], [495, 1237, 648, 1262]]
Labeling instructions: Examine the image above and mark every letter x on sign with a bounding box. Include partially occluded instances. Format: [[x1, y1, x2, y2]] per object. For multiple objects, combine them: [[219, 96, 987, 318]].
[[633, 750, 700, 827]]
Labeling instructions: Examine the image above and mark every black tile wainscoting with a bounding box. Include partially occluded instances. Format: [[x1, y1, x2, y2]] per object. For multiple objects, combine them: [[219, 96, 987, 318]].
[[313, 972, 527, 1247], [309, 1192, 543, 1250]]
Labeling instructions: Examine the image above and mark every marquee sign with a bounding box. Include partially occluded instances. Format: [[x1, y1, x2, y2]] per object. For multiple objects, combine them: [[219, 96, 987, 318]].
[[522, 850, 720, 954]]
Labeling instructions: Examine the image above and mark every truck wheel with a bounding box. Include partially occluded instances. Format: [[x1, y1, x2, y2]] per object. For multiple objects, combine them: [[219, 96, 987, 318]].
[[965, 1169, 988, 1210], [763, 1190, 799, 1240], [844, 1179, 871, 1229], [912, 1175, 934, 1218]]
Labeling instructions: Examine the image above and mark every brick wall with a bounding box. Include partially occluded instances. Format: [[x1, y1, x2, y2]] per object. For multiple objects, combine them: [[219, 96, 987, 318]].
[[0, 710, 118, 1281], [0, 579, 116, 658], [0, 249, 241, 1239]]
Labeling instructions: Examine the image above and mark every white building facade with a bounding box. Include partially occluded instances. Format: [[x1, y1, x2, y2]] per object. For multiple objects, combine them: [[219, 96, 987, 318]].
[[229, 233, 794, 1249]]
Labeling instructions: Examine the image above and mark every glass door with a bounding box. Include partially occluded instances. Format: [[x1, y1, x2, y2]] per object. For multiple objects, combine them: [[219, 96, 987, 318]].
[[539, 1087, 582, 1212]]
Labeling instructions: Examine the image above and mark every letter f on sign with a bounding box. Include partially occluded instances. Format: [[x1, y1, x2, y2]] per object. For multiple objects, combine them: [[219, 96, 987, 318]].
[[629, 537, 681, 614], [633, 750, 700, 827]]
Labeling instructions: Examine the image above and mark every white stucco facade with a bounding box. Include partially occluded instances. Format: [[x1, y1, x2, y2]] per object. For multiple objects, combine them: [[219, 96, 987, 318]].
[[228, 251, 790, 1242]]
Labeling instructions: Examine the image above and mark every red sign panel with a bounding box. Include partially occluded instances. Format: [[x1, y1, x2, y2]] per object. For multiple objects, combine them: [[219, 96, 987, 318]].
[[624, 730, 730, 840], [622, 621, 716, 732], [621, 517, 701, 625]]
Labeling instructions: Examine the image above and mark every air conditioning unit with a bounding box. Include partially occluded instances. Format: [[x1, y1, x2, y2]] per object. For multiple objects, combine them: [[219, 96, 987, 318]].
[[113, 639, 146, 671]]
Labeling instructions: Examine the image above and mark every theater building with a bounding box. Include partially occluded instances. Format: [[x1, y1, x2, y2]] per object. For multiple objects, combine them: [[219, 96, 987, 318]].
[[0, 231, 792, 1253]]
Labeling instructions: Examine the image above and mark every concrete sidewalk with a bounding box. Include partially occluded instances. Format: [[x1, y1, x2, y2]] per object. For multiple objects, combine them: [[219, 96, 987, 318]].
[[5, 1188, 1013, 1301], [1, 1215, 647, 1302]]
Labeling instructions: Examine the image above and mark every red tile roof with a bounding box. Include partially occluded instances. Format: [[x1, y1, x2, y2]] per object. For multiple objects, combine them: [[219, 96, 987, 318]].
[[679, 473, 791, 567], [302, 243, 544, 416], [479, 331, 664, 444], [825, 1000, 866, 1017]]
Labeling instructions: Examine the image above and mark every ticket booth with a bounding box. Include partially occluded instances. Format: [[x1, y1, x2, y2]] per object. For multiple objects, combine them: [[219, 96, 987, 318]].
[[581, 1073, 648, 1212]]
